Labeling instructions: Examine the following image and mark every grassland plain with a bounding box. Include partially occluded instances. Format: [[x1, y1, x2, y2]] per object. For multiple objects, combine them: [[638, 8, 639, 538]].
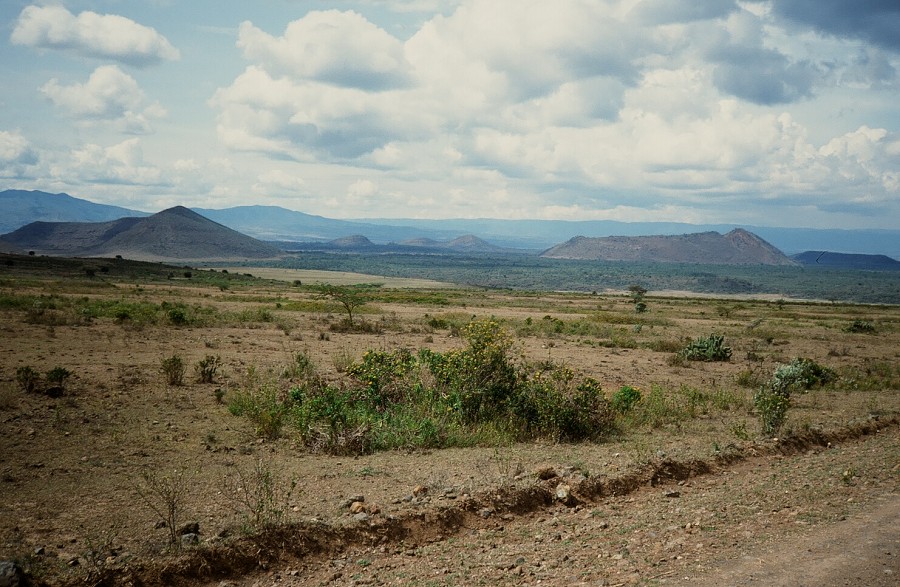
[[0, 253, 897, 586]]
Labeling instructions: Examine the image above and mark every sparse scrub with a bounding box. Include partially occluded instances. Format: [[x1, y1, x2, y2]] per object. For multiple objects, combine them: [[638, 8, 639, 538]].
[[161, 355, 186, 386], [228, 378, 289, 440], [134, 467, 192, 547], [844, 319, 875, 333], [754, 358, 836, 436], [677, 334, 732, 362], [223, 458, 298, 529], [194, 355, 221, 384], [16, 366, 40, 393], [611, 385, 641, 413], [45, 366, 71, 388]]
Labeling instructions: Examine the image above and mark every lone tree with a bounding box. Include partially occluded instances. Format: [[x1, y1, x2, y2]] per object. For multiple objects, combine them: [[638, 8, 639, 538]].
[[628, 284, 648, 313], [316, 284, 369, 326]]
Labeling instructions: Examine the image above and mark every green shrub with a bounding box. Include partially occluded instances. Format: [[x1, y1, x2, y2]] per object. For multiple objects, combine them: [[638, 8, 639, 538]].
[[510, 371, 612, 442], [754, 358, 835, 436], [161, 355, 185, 386], [347, 348, 417, 405], [420, 319, 519, 423], [844, 319, 875, 333], [229, 383, 289, 440], [195, 355, 221, 384], [16, 366, 40, 393], [678, 334, 732, 362], [753, 385, 790, 436], [611, 385, 642, 413], [770, 358, 835, 395], [46, 367, 72, 387]]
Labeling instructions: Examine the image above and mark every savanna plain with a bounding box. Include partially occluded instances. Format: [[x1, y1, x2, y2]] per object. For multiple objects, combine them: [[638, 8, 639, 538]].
[[0, 255, 898, 586]]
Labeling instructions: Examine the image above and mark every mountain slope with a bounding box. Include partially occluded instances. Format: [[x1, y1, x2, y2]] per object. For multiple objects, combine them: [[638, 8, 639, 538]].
[[541, 229, 795, 265], [0, 207, 283, 261], [0, 189, 147, 234]]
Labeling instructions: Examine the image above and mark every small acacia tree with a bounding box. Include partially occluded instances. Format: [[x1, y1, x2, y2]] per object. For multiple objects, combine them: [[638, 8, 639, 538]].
[[316, 284, 369, 326], [628, 284, 648, 313]]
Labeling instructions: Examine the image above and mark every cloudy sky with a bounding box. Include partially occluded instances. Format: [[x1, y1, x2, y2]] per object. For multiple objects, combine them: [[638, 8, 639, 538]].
[[1, 1, 898, 228]]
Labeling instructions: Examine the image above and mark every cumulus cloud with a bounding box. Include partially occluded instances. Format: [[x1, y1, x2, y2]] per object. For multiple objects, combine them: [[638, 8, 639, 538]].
[[64, 139, 164, 185], [11, 4, 180, 66], [204, 0, 898, 224], [0, 130, 39, 178], [237, 11, 409, 89], [40, 65, 166, 134]]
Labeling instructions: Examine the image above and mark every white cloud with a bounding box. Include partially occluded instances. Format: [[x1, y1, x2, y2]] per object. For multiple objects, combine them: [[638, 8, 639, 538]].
[[11, 4, 180, 66], [61, 139, 164, 185], [40, 65, 166, 134], [253, 169, 307, 195], [237, 11, 408, 89], [0, 130, 39, 178]]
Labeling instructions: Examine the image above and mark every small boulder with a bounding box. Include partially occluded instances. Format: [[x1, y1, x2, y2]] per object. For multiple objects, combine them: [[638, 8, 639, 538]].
[[349, 501, 366, 514], [180, 533, 200, 547], [555, 483, 579, 507]]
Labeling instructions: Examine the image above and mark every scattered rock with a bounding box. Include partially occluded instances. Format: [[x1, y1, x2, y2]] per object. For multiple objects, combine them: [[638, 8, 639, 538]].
[[664, 490, 681, 498], [353, 512, 371, 523], [555, 483, 579, 507], [349, 501, 366, 514], [478, 507, 495, 519], [180, 533, 200, 547], [340, 495, 365, 509], [536, 466, 558, 480], [412, 484, 428, 497]]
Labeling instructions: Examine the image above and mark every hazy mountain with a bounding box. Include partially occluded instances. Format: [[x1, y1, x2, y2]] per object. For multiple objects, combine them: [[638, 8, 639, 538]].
[[0, 207, 282, 261], [541, 229, 795, 265], [5, 190, 899, 258], [362, 217, 900, 258], [329, 235, 375, 248], [0, 189, 147, 234], [193, 205, 461, 244], [792, 251, 900, 271], [398, 234, 502, 253]]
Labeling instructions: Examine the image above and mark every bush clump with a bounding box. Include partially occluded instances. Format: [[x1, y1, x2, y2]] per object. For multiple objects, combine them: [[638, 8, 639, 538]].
[[229, 318, 617, 454], [611, 385, 642, 413], [195, 355, 221, 384], [844, 319, 875, 334], [161, 355, 185, 386], [754, 358, 835, 436], [16, 366, 40, 393], [678, 334, 732, 362]]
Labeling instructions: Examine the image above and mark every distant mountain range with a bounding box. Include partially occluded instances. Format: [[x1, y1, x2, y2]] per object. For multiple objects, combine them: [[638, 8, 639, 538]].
[[0, 206, 282, 261], [3, 189, 899, 261], [792, 251, 900, 271], [0, 189, 150, 235], [541, 229, 796, 265]]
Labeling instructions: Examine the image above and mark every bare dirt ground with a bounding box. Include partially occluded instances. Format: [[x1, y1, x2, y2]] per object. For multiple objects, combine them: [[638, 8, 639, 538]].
[[0, 265, 897, 586]]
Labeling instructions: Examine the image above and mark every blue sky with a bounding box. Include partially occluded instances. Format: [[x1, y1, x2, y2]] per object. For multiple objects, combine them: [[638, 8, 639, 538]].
[[1, 1, 898, 228]]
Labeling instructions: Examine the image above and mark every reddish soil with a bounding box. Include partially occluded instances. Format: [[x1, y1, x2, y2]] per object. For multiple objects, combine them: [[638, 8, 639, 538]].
[[0, 274, 897, 586]]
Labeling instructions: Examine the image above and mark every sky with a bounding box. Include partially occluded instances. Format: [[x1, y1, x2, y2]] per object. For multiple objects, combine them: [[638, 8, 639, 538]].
[[1, 0, 899, 229]]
